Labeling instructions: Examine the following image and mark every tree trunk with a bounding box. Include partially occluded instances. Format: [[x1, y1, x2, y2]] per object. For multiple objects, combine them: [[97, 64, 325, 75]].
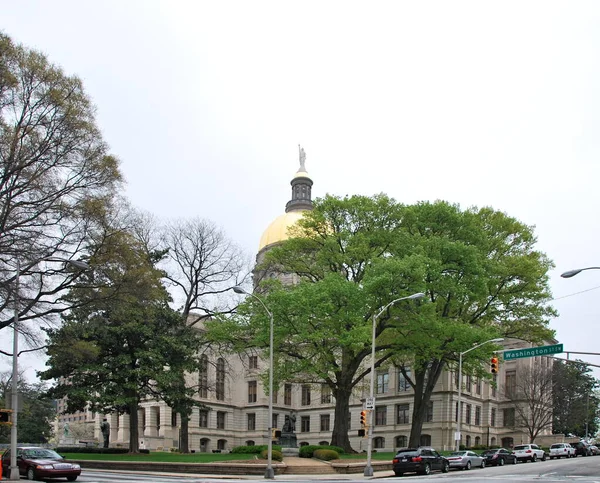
[[408, 359, 446, 448], [128, 401, 140, 453], [330, 385, 354, 452], [180, 412, 190, 453]]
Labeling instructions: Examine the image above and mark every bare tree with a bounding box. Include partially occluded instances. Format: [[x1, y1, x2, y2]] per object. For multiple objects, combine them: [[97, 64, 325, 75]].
[[504, 361, 554, 443], [0, 33, 122, 341]]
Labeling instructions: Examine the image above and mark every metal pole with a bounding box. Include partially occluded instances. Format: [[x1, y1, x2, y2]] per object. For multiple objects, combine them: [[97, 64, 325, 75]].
[[586, 393, 590, 440], [456, 352, 462, 452], [10, 260, 20, 481], [265, 309, 274, 479], [363, 313, 377, 477]]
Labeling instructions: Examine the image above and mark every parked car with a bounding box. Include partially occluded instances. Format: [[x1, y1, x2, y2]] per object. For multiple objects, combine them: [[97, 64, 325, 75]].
[[0, 446, 81, 481], [446, 450, 486, 470], [573, 441, 593, 457], [513, 443, 546, 462], [481, 448, 518, 466], [590, 445, 600, 455], [549, 443, 575, 459], [392, 447, 450, 476]]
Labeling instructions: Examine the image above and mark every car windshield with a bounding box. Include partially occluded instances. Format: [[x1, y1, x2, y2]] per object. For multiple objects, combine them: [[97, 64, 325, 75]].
[[513, 445, 528, 450], [21, 449, 62, 459], [482, 450, 498, 455]]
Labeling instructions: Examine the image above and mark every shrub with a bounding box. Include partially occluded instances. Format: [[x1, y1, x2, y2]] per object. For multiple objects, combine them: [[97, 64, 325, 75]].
[[313, 449, 339, 461], [57, 446, 129, 454], [260, 449, 283, 461], [231, 445, 282, 454], [299, 445, 344, 458]]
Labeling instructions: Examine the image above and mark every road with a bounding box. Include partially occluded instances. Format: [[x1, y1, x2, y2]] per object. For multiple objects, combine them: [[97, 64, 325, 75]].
[[29, 456, 600, 482]]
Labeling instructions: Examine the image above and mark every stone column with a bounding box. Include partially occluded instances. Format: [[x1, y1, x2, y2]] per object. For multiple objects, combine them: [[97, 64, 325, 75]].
[[118, 413, 130, 444], [144, 406, 158, 438]]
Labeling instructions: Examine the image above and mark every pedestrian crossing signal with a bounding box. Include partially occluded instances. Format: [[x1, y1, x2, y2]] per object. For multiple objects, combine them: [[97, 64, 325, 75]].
[[490, 356, 499, 374]]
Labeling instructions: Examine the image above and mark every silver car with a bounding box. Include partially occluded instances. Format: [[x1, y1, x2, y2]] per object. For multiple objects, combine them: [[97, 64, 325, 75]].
[[445, 450, 486, 470]]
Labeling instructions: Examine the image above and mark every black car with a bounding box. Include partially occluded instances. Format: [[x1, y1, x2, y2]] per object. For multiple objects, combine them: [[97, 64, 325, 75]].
[[392, 447, 449, 476], [481, 448, 518, 466], [573, 441, 593, 457]]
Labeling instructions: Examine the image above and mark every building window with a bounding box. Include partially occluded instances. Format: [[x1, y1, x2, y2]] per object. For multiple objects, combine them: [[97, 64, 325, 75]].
[[426, 401, 433, 422], [249, 355, 258, 369], [475, 406, 481, 426], [198, 354, 208, 398], [171, 411, 177, 427], [199, 410, 208, 428], [301, 385, 311, 406], [475, 436, 481, 446], [272, 413, 278, 431], [247, 413, 256, 431], [272, 388, 278, 404], [321, 384, 332, 404], [419, 434, 431, 446], [466, 435, 472, 448], [491, 408, 496, 427], [475, 378, 482, 395], [284, 384, 292, 405], [503, 408, 515, 427], [396, 435, 408, 448], [502, 436, 514, 448], [396, 404, 410, 424], [505, 371, 516, 398], [455, 402, 458, 422], [217, 411, 226, 429], [374, 437, 385, 449], [375, 406, 387, 426], [301, 416, 310, 432], [217, 439, 227, 450], [216, 358, 225, 401], [248, 380, 257, 403], [398, 368, 411, 392], [454, 371, 459, 387], [465, 404, 471, 425], [377, 372, 389, 394], [465, 374, 472, 392], [320, 414, 330, 432], [246, 440, 255, 446]]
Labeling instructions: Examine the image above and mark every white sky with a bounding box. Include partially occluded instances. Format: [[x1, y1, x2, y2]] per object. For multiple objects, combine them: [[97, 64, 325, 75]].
[[2, 0, 600, 381]]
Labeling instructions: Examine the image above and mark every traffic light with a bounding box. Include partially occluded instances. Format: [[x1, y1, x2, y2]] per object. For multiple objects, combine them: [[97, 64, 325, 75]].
[[490, 356, 499, 374], [0, 409, 12, 425], [360, 410, 368, 427]]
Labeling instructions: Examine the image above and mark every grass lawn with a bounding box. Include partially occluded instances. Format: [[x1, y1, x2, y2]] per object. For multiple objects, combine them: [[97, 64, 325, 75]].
[[60, 452, 257, 463], [337, 452, 394, 461]]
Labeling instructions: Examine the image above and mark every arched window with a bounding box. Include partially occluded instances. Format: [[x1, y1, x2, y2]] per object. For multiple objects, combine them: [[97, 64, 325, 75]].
[[300, 441, 309, 446], [200, 438, 210, 453], [501, 437, 514, 448], [419, 434, 431, 446], [374, 437, 385, 449], [246, 440, 255, 446], [475, 436, 481, 447], [491, 437, 497, 447], [216, 358, 225, 400], [198, 355, 208, 398], [217, 439, 227, 450], [396, 435, 408, 448], [319, 441, 329, 446], [466, 435, 471, 448]]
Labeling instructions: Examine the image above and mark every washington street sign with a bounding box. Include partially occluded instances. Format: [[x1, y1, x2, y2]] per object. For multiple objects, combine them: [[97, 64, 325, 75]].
[[503, 343, 563, 361]]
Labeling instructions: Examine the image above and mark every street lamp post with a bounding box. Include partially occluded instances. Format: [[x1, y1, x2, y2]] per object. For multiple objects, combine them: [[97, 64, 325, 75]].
[[9, 257, 89, 481], [455, 338, 504, 452], [364, 292, 425, 477], [561, 267, 600, 278], [232, 286, 275, 479]]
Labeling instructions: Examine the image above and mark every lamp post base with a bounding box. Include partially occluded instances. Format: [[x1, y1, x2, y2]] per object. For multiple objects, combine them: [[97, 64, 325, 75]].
[[264, 467, 275, 479], [363, 465, 374, 477]]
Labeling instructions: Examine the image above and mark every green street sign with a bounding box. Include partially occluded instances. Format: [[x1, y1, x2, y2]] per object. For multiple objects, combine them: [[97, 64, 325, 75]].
[[503, 343, 563, 361]]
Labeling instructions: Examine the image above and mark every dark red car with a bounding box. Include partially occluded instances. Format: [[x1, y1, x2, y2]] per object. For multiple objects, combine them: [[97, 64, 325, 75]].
[[1, 446, 81, 481]]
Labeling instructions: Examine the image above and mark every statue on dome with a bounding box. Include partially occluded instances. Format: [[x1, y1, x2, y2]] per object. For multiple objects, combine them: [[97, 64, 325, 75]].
[[298, 145, 306, 171]]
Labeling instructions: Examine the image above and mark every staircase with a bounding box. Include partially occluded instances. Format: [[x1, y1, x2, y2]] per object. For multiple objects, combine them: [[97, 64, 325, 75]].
[[283, 457, 336, 475]]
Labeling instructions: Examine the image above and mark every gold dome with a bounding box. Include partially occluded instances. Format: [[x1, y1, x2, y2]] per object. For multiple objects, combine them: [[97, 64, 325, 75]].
[[258, 210, 307, 251]]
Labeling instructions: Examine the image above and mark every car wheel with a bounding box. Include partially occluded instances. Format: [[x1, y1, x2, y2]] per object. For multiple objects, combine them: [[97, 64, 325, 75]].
[[480, 460, 486, 468], [499, 457, 505, 466], [442, 462, 449, 473], [550, 456, 554, 460], [27, 466, 38, 480], [512, 456, 517, 464], [422, 463, 431, 475], [542, 453, 546, 461], [466, 460, 471, 470], [532, 454, 537, 462], [67, 477, 78, 482], [394, 470, 403, 477]]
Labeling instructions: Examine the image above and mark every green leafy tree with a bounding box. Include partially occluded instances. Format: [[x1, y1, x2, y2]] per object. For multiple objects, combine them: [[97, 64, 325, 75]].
[[553, 360, 600, 437], [39, 229, 200, 453], [209, 195, 555, 451], [0, 33, 122, 342], [0, 373, 55, 444]]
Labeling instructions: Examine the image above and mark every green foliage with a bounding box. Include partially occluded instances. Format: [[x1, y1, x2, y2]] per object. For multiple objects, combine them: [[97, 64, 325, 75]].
[[231, 445, 282, 454], [313, 449, 340, 460], [217, 195, 556, 451], [260, 449, 283, 461], [299, 445, 344, 458], [56, 447, 129, 454]]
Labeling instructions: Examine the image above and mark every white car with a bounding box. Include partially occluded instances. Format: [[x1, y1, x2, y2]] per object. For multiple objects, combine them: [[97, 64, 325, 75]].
[[549, 443, 575, 459], [513, 444, 546, 462]]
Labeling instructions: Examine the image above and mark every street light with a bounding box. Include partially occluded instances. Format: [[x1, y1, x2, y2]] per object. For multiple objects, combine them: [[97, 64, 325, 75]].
[[364, 292, 425, 477], [9, 257, 89, 481], [561, 267, 600, 278], [455, 338, 504, 452], [232, 286, 275, 479]]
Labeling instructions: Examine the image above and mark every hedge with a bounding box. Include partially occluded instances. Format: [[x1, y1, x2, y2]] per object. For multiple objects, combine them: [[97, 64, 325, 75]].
[[299, 445, 344, 458], [313, 449, 339, 461], [231, 444, 282, 454]]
